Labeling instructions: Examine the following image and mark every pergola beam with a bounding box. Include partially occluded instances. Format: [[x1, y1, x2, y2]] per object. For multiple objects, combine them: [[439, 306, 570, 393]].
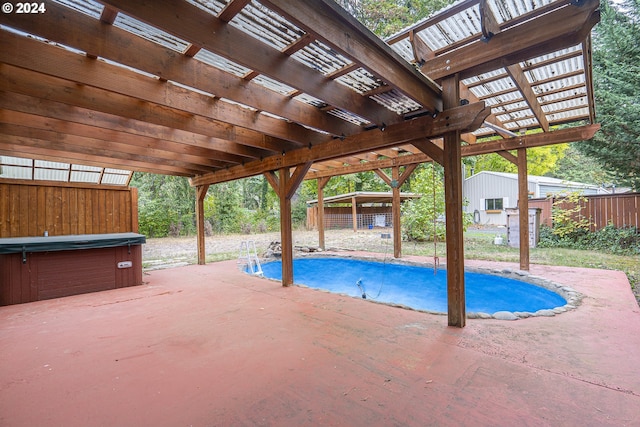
[[0, 94, 263, 164], [304, 124, 600, 180], [191, 102, 490, 186]]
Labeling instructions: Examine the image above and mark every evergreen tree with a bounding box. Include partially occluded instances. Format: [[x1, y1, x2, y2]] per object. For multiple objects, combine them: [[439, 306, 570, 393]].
[[579, 0, 640, 190]]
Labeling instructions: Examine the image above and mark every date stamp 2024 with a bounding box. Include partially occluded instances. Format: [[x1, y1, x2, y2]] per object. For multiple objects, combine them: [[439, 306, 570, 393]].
[[2, 2, 46, 14]]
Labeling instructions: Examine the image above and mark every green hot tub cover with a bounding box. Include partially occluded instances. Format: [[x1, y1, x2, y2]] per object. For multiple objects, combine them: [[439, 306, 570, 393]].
[[0, 233, 146, 255]]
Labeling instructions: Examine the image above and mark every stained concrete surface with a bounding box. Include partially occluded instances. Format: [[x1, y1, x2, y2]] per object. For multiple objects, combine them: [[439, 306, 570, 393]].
[[1, 258, 639, 426]]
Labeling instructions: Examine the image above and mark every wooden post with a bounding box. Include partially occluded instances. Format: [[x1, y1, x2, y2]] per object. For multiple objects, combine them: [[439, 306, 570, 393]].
[[391, 166, 402, 258], [195, 184, 209, 265], [442, 75, 466, 328], [374, 165, 418, 259], [351, 195, 358, 232], [279, 169, 294, 286], [517, 147, 530, 271], [317, 177, 330, 250], [265, 162, 312, 287]]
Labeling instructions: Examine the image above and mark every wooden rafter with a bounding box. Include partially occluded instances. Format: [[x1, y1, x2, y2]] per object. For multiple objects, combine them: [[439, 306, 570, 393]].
[[261, 0, 442, 113], [0, 4, 359, 138], [506, 64, 550, 132], [97, 0, 401, 129]]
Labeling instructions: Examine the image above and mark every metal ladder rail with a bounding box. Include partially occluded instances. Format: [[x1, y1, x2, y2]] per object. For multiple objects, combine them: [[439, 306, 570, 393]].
[[238, 240, 263, 276]]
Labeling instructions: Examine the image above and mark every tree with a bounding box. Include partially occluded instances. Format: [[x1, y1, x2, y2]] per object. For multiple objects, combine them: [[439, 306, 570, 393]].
[[551, 143, 614, 185], [130, 173, 196, 237], [578, 0, 640, 190], [467, 144, 568, 177], [336, 0, 455, 38], [401, 163, 446, 241]]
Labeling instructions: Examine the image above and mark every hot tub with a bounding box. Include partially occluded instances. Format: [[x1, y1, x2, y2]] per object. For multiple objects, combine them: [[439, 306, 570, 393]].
[[0, 233, 146, 305]]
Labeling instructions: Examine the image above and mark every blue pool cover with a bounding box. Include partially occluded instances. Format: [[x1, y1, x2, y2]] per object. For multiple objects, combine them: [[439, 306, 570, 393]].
[[260, 258, 566, 314]]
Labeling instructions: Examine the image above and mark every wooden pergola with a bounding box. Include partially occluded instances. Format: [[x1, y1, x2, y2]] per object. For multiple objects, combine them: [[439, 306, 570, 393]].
[[0, 0, 600, 327]]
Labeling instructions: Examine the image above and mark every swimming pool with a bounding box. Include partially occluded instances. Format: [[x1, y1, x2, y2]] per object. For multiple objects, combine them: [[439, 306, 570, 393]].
[[259, 257, 576, 318]]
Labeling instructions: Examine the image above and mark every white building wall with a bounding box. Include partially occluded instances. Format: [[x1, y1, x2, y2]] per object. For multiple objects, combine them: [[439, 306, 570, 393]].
[[464, 172, 604, 226], [463, 172, 521, 226]]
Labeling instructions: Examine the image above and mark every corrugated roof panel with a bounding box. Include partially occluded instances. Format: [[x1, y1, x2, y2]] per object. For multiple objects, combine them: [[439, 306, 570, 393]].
[[101, 173, 130, 185], [293, 93, 328, 109], [1, 156, 31, 166], [0, 165, 32, 180], [252, 75, 296, 95], [229, 1, 303, 51], [497, 108, 532, 123], [53, 0, 102, 19], [35, 160, 68, 169], [34, 168, 69, 182], [104, 168, 132, 175], [70, 170, 101, 184], [501, 100, 530, 111], [336, 68, 380, 94], [194, 49, 251, 77], [185, 0, 228, 15], [370, 90, 423, 115], [113, 14, 190, 53], [389, 39, 415, 63], [463, 69, 509, 87], [73, 164, 102, 172], [548, 107, 590, 123], [545, 97, 588, 114], [536, 75, 586, 96], [541, 88, 587, 106], [525, 45, 583, 67], [510, 117, 538, 129], [327, 109, 370, 126], [416, 7, 481, 51], [291, 40, 352, 75]]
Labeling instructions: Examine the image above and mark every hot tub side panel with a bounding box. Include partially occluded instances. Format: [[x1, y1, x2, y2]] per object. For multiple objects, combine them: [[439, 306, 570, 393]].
[[0, 245, 143, 306]]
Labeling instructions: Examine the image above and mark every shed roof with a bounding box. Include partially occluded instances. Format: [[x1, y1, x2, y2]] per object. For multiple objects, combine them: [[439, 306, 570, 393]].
[[465, 170, 603, 190], [0, 0, 600, 186], [307, 191, 421, 206]]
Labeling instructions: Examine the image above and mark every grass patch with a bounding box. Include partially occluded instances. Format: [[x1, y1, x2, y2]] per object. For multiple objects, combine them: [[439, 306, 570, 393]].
[[205, 252, 236, 263]]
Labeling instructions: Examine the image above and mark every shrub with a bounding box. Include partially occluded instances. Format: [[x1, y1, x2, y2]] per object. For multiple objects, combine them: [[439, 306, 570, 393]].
[[550, 192, 591, 238], [538, 223, 640, 255]]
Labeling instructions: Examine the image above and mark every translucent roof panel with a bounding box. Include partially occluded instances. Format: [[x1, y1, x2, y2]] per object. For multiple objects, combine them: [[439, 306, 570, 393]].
[[113, 14, 190, 53], [52, 0, 103, 19], [0, 156, 131, 186], [291, 40, 353, 76], [229, 1, 303, 50], [194, 49, 252, 77]]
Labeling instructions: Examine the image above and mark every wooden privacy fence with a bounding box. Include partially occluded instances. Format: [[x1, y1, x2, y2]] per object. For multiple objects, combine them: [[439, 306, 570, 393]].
[[529, 193, 639, 231], [0, 180, 139, 237]]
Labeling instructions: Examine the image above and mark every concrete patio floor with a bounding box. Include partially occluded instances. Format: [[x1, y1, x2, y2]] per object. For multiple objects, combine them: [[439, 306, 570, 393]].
[[1, 257, 639, 426]]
